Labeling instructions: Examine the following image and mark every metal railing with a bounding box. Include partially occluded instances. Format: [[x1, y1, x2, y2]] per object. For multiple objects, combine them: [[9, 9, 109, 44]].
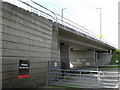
[[3, 0, 116, 48], [48, 68, 120, 88], [47, 61, 61, 85]]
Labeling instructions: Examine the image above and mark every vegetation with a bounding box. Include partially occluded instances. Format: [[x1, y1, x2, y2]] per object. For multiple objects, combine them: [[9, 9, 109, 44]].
[[110, 50, 120, 65]]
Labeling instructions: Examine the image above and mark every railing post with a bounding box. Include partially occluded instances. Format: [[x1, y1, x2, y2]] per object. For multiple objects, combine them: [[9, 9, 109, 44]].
[[80, 71, 81, 78], [98, 71, 100, 88]]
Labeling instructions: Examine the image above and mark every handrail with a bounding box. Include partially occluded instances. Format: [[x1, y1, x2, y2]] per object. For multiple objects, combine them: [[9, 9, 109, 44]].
[[30, 1, 116, 48], [30, 0, 58, 23], [4, 0, 116, 48], [17, 0, 57, 22]]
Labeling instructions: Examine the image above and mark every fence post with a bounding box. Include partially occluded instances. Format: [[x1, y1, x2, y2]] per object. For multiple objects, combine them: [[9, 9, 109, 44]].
[[47, 61, 49, 85], [118, 66, 120, 90], [98, 71, 100, 88]]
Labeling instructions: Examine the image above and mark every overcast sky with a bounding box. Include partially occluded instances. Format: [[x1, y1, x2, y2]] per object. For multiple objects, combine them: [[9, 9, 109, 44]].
[[4, 0, 119, 48]]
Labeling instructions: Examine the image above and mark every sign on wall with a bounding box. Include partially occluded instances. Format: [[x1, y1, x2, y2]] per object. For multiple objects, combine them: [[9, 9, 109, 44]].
[[18, 60, 30, 79], [54, 62, 58, 67]]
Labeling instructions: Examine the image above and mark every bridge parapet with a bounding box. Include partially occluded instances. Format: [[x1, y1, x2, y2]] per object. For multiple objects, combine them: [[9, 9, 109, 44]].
[[3, 0, 116, 48]]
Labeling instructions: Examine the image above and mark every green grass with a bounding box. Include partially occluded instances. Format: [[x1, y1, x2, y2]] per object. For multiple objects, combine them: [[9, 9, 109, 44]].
[[49, 76, 88, 88], [51, 85, 76, 88], [99, 66, 120, 68]]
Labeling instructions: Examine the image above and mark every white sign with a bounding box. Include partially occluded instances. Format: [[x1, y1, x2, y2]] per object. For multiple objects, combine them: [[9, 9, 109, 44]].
[[54, 62, 58, 67]]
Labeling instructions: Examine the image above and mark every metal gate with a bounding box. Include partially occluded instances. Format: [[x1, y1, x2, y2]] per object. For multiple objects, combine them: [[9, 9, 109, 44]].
[[48, 63, 120, 88]]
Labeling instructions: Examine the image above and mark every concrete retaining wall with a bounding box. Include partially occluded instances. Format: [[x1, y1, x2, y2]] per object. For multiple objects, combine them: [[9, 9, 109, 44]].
[[0, 1, 2, 89], [1, 2, 55, 88], [118, 3, 120, 70], [70, 50, 95, 67]]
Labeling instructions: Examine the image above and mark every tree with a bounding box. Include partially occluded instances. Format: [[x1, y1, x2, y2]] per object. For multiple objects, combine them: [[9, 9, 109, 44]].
[[111, 50, 120, 65]]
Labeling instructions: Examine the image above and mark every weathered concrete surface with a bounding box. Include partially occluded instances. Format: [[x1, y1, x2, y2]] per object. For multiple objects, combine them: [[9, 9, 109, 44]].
[[0, 1, 2, 89], [70, 50, 95, 67], [98, 53, 112, 65], [1, 1, 53, 88], [51, 24, 60, 62], [119, 2, 120, 49], [60, 44, 70, 68]]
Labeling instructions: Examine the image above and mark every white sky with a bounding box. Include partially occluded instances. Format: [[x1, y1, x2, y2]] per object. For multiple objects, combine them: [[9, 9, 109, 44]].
[[4, 0, 119, 48]]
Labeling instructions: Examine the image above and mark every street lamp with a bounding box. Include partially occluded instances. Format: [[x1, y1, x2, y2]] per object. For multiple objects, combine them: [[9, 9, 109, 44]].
[[61, 8, 66, 22], [96, 8, 103, 40]]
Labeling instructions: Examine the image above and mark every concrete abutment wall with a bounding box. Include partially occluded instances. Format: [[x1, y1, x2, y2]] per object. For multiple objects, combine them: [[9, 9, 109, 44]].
[[0, 1, 2, 89], [70, 50, 95, 67], [1, 1, 59, 88]]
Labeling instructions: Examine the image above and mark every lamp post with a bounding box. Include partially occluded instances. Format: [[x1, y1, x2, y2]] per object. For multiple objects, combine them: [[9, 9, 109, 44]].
[[96, 8, 102, 40], [61, 8, 66, 22]]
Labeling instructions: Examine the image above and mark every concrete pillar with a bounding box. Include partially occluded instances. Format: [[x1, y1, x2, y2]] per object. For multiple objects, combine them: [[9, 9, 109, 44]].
[[60, 44, 70, 69], [51, 23, 60, 62]]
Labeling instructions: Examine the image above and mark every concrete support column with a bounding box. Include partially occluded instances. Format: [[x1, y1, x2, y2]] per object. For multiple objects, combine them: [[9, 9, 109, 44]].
[[60, 44, 70, 69], [51, 24, 60, 62]]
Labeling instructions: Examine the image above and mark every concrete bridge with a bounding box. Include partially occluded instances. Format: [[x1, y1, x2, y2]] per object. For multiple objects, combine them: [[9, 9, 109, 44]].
[[0, 1, 116, 89], [58, 23, 116, 68]]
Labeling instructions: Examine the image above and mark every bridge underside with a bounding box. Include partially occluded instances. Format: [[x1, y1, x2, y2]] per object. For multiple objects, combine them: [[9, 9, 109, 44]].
[[58, 24, 115, 68], [58, 24, 115, 51]]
